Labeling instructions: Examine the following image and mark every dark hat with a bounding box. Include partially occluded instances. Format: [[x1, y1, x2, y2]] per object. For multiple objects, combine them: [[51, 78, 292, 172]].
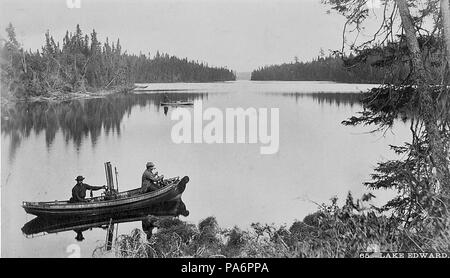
[[75, 231, 85, 241], [75, 175, 85, 181], [146, 162, 155, 168]]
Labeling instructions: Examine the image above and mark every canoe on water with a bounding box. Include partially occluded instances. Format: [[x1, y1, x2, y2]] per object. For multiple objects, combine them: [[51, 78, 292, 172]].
[[160, 101, 194, 106], [134, 84, 148, 89], [22, 176, 189, 218]]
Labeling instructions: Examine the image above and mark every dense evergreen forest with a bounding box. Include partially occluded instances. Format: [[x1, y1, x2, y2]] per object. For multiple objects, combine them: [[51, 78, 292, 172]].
[[251, 53, 401, 83], [0, 24, 235, 98]]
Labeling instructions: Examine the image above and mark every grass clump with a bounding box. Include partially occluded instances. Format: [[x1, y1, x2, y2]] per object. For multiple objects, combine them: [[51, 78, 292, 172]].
[[96, 192, 450, 258]]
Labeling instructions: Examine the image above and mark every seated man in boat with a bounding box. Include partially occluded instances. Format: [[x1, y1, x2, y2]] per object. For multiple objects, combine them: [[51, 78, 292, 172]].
[[69, 176, 106, 203], [141, 162, 164, 193]]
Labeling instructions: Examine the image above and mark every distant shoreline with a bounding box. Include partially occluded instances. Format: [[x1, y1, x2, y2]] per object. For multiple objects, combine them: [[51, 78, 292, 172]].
[[0, 84, 133, 109]]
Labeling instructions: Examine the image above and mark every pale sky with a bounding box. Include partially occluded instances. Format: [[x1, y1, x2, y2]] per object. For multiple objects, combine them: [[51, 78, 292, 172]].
[[0, 0, 384, 72]]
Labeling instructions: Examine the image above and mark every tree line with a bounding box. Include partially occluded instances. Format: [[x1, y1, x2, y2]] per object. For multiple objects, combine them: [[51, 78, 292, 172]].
[[0, 24, 236, 98], [251, 52, 401, 84]]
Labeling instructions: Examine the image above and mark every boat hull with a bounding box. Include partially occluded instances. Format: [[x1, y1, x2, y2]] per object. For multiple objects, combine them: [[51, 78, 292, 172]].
[[22, 199, 189, 236], [22, 176, 189, 218]]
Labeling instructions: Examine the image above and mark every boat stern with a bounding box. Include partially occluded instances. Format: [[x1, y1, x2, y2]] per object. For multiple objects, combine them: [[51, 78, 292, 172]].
[[176, 176, 189, 194]]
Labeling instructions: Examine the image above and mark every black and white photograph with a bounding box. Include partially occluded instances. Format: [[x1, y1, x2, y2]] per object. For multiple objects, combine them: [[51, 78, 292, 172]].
[[0, 0, 449, 262]]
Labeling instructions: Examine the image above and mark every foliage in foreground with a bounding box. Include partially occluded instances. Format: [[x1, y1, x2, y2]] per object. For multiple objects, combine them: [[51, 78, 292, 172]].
[[93, 193, 450, 258]]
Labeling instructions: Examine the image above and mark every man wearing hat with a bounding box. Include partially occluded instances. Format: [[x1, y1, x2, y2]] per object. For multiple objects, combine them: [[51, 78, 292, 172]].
[[141, 162, 163, 193], [70, 176, 106, 203]]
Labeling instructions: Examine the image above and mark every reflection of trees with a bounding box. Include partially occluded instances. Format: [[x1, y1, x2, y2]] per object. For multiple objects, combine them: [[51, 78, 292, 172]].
[[277, 92, 363, 107], [1, 93, 206, 160]]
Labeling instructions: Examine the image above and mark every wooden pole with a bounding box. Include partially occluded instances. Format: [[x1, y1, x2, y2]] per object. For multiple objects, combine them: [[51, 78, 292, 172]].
[[115, 166, 119, 192], [104, 162, 114, 192], [105, 218, 114, 251]]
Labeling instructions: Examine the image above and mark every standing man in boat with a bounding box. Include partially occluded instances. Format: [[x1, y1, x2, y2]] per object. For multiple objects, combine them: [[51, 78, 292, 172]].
[[141, 162, 164, 193], [69, 176, 106, 202]]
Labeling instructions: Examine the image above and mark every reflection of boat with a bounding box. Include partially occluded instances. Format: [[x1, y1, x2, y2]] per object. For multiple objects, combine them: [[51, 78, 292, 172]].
[[160, 101, 194, 106], [22, 199, 189, 236], [22, 176, 189, 218]]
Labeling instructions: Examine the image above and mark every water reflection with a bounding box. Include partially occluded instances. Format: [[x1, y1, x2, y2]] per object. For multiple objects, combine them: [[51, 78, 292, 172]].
[[1, 92, 207, 162], [272, 92, 363, 107], [1, 91, 360, 150], [22, 199, 188, 238]]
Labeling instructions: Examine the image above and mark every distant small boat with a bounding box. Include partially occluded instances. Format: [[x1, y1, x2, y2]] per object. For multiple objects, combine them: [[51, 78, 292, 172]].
[[134, 84, 148, 89], [22, 176, 189, 218], [160, 101, 194, 106]]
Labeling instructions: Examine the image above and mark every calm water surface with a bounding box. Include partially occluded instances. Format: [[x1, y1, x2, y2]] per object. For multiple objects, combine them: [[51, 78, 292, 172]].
[[1, 81, 410, 257]]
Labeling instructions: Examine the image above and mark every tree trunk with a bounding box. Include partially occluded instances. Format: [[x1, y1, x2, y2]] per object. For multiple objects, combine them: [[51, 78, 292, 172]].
[[21, 51, 27, 73], [395, 0, 430, 82], [441, 0, 450, 69], [396, 0, 450, 192]]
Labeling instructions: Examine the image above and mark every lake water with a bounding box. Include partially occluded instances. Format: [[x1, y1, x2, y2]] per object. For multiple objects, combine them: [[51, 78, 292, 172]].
[[1, 81, 410, 257]]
